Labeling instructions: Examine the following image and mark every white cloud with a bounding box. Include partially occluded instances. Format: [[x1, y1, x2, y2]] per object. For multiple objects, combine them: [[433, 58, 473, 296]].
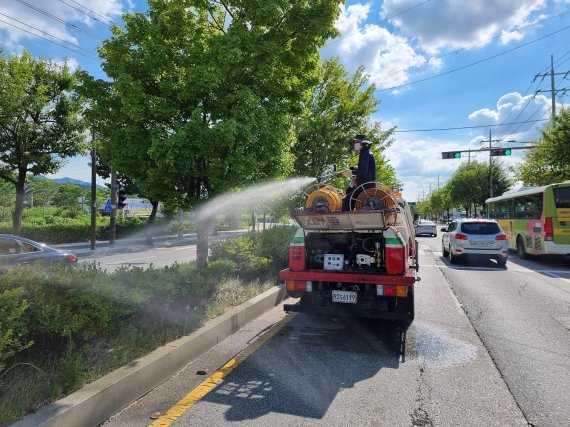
[[381, 0, 547, 54], [0, 0, 128, 51], [323, 3, 431, 91], [385, 134, 464, 201], [500, 30, 524, 44], [468, 92, 551, 143]]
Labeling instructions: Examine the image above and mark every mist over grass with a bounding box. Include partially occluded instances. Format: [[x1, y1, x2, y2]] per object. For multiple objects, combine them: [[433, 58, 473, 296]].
[[0, 226, 296, 425]]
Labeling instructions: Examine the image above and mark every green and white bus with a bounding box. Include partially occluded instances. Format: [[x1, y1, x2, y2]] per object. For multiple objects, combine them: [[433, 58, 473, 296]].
[[485, 181, 570, 258]]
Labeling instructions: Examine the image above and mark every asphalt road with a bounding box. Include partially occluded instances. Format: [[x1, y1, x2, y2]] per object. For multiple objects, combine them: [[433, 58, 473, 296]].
[[422, 235, 570, 427], [102, 229, 570, 426], [79, 242, 198, 272]]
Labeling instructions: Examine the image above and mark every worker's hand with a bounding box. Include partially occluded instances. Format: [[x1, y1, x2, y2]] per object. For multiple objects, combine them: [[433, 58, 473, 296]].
[[341, 169, 353, 177]]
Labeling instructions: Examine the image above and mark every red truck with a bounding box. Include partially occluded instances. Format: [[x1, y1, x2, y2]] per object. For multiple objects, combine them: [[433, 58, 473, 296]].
[[279, 182, 419, 322]]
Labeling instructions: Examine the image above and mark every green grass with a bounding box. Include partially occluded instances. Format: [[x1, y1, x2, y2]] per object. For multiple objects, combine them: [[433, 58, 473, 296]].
[[0, 227, 295, 425]]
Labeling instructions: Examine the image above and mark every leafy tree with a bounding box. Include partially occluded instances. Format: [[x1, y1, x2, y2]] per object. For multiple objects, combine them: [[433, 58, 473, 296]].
[[50, 183, 89, 213], [292, 58, 395, 181], [448, 161, 510, 217], [0, 177, 14, 208], [89, 0, 342, 266], [517, 110, 570, 185], [28, 176, 57, 208], [0, 51, 86, 234]]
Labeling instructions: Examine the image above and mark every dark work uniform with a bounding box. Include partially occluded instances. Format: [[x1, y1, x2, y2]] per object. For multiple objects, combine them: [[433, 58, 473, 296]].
[[342, 145, 377, 211]]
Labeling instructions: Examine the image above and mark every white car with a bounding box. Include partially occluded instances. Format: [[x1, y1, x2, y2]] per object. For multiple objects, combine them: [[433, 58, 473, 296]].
[[441, 219, 508, 267], [415, 220, 437, 237]]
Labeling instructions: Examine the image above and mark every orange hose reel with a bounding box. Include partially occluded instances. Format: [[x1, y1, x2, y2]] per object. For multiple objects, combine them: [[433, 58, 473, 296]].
[[306, 185, 344, 212]]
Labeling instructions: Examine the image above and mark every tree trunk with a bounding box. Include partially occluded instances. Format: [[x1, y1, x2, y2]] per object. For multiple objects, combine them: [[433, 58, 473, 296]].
[[197, 218, 210, 268], [148, 200, 159, 223], [11, 170, 26, 235]]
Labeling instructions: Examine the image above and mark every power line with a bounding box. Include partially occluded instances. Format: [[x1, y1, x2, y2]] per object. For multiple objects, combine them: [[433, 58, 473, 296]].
[[370, 12, 569, 84], [0, 11, 96, 56], [56, 0, 112, 28], [328, 0, 432, 48], [394, 118, 548, 133], [500, 104, 546, 141], [0, 17, 99, 60], [64, 0, 117, 26], [376, 24, 570, 92], [14, 0, 103, 41]]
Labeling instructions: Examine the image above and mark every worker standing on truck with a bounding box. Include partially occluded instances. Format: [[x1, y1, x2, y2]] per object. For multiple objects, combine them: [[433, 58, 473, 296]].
[[342, 134, 376, 211]]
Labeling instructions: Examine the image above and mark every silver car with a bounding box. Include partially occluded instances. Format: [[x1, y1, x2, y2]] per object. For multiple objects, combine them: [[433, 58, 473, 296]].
[[0, 234, 77, 272], [441, 219, 508, 267], [415, 219, 437, 237]]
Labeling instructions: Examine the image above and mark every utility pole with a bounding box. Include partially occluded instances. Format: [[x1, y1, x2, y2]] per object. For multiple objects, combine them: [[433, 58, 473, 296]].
[[487, 130, 501, 199], [533, 54, 570, 120], [90, 129, 97, 250]]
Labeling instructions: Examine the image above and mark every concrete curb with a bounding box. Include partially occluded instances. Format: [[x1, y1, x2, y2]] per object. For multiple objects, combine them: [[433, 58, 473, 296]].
[[13, 285, 288, 427]]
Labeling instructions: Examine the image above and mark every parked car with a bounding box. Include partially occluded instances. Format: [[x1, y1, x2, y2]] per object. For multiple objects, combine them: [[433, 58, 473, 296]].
[[415, 219, 437, 237], [0, 234, 77, 272], [441, 219, 508, 267]]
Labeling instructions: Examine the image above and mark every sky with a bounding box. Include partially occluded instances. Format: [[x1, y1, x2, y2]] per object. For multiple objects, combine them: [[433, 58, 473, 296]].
[[1, 0, 569, 202]]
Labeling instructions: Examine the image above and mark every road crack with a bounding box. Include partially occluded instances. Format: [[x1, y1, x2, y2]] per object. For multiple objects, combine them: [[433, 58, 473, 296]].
[[410, 362, 434, 427]]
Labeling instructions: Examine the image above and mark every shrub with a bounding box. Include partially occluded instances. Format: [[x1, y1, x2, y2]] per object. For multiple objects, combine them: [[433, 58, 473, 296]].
[[0, 288, 33, 373], [210, 235, 271, 275], [253, 226, 297, 268]]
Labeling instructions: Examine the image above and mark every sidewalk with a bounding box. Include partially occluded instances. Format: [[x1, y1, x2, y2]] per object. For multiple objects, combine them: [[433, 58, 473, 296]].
[[52, 229, 251, 256]]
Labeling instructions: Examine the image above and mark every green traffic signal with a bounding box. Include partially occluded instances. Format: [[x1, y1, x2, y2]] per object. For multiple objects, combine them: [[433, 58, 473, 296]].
[[504, 149, 512, 156], [454, 152, 461, 158]]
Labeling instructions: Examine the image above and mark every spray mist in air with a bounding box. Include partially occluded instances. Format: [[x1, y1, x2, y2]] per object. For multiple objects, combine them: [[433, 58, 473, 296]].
[[195, 177, 316, 223]]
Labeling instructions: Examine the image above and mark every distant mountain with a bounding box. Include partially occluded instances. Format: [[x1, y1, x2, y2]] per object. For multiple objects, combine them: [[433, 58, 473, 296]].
[[37, 176, 107, 190]]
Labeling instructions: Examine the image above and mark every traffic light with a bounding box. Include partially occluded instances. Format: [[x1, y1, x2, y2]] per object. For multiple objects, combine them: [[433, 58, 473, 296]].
[[442, 151, 462, 159], [118, 188, 127, 209], [491, 148, 512, 156]]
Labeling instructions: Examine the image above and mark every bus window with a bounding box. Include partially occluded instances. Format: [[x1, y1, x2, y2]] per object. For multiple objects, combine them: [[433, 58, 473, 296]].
[[553, 187, 570, 208]]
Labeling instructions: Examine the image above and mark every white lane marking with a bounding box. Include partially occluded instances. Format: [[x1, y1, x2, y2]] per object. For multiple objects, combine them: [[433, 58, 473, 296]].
[[105, 256, 156, 265]]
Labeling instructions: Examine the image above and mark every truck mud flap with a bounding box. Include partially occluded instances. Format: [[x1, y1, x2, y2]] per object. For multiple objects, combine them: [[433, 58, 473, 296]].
[[284, 303, 412, 320]]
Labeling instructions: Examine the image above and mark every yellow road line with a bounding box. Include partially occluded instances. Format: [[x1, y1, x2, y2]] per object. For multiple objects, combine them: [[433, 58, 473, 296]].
[[151, 313, 297, 426]]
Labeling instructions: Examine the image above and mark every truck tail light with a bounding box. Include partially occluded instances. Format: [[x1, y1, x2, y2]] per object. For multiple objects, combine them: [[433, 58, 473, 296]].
[[544, 217, 554, 241], [455, 233, 468, 240], [377, 285, 408, 297], [495, 234, 507, 240], [286, 280, 311, 293], [289, 245, 305, 271]]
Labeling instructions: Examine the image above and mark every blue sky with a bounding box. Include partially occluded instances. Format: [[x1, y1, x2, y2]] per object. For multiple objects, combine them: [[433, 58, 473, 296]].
[[1, 0, 569, 201]]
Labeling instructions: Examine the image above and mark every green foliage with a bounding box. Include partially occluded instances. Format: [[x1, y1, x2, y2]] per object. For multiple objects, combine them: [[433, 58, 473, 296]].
[[0, 288, 33, 373], [447, 161, 510, 216], [210, 226, 296, 275], [518, 110, 570, 185], [81, 0, 342, 211], [0, 237, 281, 424], [210, 235, 271, 273], [0, 51, 87, 234], [0, 214, 146, 243], [292, 58, 396, 185]]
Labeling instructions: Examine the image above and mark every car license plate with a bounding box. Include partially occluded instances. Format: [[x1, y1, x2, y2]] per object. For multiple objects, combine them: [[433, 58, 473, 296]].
[[332, 290, 357, 304], [469, 240, 493, 246]]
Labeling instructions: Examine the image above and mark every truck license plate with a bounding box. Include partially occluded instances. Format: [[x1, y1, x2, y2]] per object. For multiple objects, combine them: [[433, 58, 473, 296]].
[[332, 290, 357, 304]]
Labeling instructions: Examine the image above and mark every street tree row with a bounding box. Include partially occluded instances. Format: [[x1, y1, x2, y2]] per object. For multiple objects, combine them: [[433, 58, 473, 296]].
[[0, 0, 397, 267]]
